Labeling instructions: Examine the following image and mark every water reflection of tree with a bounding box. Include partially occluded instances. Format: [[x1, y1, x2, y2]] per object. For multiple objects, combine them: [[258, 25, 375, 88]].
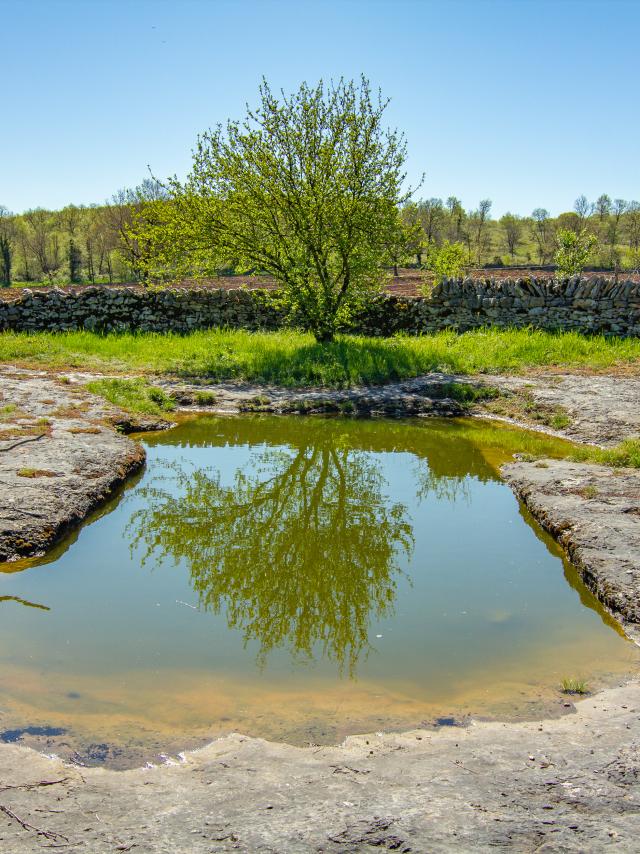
[[128, 441, 413, 673]]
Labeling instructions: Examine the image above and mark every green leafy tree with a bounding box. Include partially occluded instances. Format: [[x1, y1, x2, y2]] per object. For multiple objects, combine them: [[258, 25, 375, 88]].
[[425, 240, 467, 286], [555, 228, 598, 277], [531, 208, 554, 264], [499, 212, 523, 262], [0, 207, 14, 287], [132, 77, 414, 341]]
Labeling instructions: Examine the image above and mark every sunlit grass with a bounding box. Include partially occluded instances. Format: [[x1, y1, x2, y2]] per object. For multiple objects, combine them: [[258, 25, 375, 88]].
[[570, 438, 640, 469], [84, 378, 176, 416], [0, 327, 638, 387]]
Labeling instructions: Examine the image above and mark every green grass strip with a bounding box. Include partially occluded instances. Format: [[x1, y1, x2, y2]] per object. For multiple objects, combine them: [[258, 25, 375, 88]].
[[0, 327, 639, 387]]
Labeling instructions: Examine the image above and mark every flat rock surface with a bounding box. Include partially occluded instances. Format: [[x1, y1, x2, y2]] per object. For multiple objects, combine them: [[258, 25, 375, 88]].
[[487, 372, 640, 445], [502, 459, 640, 640], [0, 370, 154, 561], [0, 683, 638, 853]]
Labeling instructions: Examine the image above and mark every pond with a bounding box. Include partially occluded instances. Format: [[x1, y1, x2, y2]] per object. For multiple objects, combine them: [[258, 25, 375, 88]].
[[0, 415, 637, 767]]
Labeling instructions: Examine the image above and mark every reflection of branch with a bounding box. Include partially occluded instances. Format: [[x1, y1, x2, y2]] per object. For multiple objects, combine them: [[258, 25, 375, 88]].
[[0, 595, 50, 611]]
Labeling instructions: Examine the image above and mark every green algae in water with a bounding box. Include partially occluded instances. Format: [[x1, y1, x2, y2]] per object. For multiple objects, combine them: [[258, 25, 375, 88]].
[[0, 416, 636, 764]]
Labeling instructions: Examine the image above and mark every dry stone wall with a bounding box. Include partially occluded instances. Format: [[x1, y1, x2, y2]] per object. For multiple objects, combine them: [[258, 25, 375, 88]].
[[1, 277, 639, 337]]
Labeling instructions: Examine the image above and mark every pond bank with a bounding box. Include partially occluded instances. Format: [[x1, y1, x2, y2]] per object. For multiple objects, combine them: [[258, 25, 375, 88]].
[[1, 682, 639, 852]]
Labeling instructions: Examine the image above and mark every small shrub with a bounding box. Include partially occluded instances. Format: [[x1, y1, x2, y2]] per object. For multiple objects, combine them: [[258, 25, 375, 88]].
[[424, 241, 467, 288], [561, 677, 589, 695], [194, 390, 217, 406], [579, 484, 599, 499], [555, 229, 598, 277], [439, 382, 500, 405], [550, 412, 571, 430]]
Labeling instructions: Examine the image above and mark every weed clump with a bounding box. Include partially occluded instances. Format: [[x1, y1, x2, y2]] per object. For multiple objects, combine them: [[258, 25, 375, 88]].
[[561, 678, 589, 695], [85, 378, 176, 416]]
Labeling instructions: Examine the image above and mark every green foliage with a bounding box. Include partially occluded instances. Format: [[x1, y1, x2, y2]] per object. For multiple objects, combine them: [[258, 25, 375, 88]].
[[1, 328, 639, 387], [85, 377, 176, 415], [555, 228, 598, 276], [570, 437, 640, 469], [424, 240, 467, 286], [561, 677, 589, 695], [128, 441, 413, 672], [131, 77, 413, 341]]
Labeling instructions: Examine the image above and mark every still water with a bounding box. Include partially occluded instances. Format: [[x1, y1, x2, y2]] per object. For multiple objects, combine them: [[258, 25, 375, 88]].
[[0, 416, 637, 766]]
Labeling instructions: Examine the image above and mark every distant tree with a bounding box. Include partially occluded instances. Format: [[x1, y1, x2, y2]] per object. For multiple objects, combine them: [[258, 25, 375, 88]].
[[603, 198, 627, 269], [68, 238, 82, 283], [60, 205, 83, 283], [556, 211, 581, 234], [132, 77, 415, 341], [555, 228, 598, 277], [574, 194, 593, 227], [468, 199, 492, 265], [531, 208, 554, 264], [499, 212, 523, 262], [595, 194, 612, 221], [23, 208, 61, 282], [400, 202, 426, 265], [625, 201, 640, 251], [384, 210, 421, 276], [418, 198, 444, 261], [0, 207, 14, 286], [445, 196, 465, 241]]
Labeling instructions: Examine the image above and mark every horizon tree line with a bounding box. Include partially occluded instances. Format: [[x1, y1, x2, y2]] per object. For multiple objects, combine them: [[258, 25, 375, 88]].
[[3, 184, 640, 289]]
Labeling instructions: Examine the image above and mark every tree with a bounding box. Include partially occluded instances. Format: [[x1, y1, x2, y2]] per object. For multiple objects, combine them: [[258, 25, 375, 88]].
[[499, 212, 522, 262], [445, 196, 466, 242], [23, 208, 61, 282], [400, 202, 426, 266], [60, 204, 83, 283], [604, 199, 627, 268], [417, 197, 444, 261], [531, 208, 554, 264], [132, 77, 414, 341], [555, 228, 598, 277], [426, 240, 467, 285], [386, 208, 421, 276], [468, 199, 492, 265], [625, 201, 640, 251], [0, 207, 14, 287], [595, 194, 612, 221], [574, 194, 593, 227]]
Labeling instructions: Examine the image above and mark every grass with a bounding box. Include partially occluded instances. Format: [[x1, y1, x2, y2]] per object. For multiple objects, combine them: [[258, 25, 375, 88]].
[[570, 438, 640, 469], [483, 389, 573, 430], [0, 327, 638, 387], [560, 678, 589, 695], [84, 378, 176, 417]]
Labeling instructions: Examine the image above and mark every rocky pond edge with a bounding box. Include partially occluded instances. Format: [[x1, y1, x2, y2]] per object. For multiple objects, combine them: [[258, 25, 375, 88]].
[[1, 366, 639, 640], [1, 366, 639, 851]]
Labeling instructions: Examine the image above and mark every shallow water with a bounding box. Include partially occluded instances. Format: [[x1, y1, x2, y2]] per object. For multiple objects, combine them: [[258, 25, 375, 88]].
[[0, 416, 637, 767]]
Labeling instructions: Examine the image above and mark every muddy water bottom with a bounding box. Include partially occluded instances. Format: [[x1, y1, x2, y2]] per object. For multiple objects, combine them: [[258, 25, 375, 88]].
[[0, 416, 638, 769]]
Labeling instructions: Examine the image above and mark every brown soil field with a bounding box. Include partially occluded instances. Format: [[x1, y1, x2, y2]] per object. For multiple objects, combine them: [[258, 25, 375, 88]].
[[3, 267, 639, 302]]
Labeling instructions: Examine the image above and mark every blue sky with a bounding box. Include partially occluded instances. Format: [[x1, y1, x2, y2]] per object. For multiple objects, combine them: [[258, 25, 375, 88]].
[[2, 0, 638, 215]]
